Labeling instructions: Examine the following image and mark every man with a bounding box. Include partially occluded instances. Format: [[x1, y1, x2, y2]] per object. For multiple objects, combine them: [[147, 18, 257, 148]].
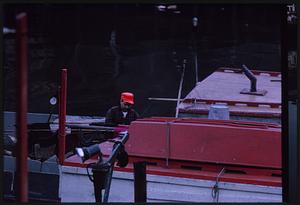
[[105, 92, 139, 126]]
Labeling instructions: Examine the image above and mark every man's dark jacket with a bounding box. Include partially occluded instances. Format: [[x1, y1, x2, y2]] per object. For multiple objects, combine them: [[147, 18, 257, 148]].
[[105, 106, 139, 126]]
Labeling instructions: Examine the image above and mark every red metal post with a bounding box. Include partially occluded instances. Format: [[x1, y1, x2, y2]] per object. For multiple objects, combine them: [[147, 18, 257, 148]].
[[16, 12, 28, 202], [58, 69, 67, 164]]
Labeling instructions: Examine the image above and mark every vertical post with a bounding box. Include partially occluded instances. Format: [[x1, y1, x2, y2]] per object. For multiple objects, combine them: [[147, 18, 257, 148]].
[[134, 162, 147, 202], [192, 15, 199, 85], [58, 69, 67, 164], [92, 169, 108, 202], [0, 5, 3, 201], [296, 4, 300, 204], [103, 166, 114, 202], [16, 12, 28, 202], [175, 59, 186, 118], [280, 4, 289, 203], [194, 53, 198, 84]]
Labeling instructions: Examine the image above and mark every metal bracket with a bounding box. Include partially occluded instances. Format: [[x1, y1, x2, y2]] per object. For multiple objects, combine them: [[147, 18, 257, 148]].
[[240, 88, 268, 96]]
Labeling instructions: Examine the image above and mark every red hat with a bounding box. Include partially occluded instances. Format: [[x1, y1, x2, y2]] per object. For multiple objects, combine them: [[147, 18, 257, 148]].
[[121, 92, 134, 104]]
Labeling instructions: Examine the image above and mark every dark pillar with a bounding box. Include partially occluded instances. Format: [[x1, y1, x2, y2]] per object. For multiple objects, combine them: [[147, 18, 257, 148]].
[[134, 162, 147, 202], [16, 12, 28, 202]]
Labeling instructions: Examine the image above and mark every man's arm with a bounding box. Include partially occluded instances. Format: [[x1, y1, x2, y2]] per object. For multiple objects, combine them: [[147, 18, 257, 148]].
[[105, 108, 114, 124], [105, 108, 118, 126]]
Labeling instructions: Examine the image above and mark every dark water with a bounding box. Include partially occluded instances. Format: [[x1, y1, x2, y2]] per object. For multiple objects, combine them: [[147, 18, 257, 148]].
[[3, 4, 282, 117]]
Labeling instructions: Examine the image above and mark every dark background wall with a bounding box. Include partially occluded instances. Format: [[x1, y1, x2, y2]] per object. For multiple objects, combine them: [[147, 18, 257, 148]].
[[3, 4, 281, 117]]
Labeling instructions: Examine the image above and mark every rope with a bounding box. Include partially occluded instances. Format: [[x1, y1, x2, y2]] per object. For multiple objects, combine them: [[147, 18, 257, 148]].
[[211, 167, 225, 203]]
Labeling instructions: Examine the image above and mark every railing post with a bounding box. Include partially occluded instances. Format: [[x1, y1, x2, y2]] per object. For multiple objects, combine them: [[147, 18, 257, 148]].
[[58, 69, 67, 164], [175, 59, 186, 118], [134, 162, 147, 202], [16, 12, 28, 202]]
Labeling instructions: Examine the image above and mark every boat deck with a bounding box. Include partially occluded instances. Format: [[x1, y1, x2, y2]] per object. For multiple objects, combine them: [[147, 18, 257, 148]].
[[179, 68, 281, 118]]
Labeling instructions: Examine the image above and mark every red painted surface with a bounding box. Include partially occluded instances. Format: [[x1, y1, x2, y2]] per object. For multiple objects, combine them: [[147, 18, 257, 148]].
[[58, 69, 67, 164], [16, 12, 28, 202], [126, 121, 169, 158], [138, 117, 281, 128], [63, 155, 281, 187], [63, 117, 281, 187], [170, 122, 281, 168], [127, 117, 281, 169], [128, 156, 282, 177], [114, 164, 281, 187]]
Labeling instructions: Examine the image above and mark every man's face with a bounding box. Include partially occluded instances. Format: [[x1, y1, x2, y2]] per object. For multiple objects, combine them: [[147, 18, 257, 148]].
[[120, 100, 133, 111]]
